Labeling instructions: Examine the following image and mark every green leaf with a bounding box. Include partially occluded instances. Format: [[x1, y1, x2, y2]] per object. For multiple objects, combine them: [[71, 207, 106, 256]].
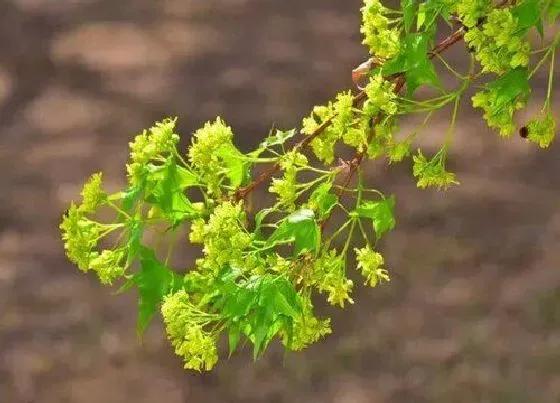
[[267, 209, 321, 256], [417, 2, 426, 29], [486, 67, 531, 114], [512, 0, 544, 33], [254, 207, 275, 240], [114, 274, 136, 295], [176, 166, 199, 188], [213, 271, 301, 360], [546, 0, 560, 24], [228, 323, 242, 357], [356, 195, 396, 239], [251, 309, 271, 359], [125, 219, 144, 266], [221, 287, 258, 318], [134, 246, 184, 339], [309, 183, 338, 219], [260, 276, 301, 318], [215, 144, 251, 187], [401, 0, 419, 32], [382, 32, 440, 96], [404, 31, 439, 96], [144, 160, 198, 226], [252, 276, 301, 359], [416, 0, 447, 30], [122, 185, 142, 213], [259, 128, 297, 149], [212, 268, 259, 319]]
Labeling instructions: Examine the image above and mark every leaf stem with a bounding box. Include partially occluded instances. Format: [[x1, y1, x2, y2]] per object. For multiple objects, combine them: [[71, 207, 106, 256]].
[[233, 26, 467, 202], [544, 43, 556, 110]]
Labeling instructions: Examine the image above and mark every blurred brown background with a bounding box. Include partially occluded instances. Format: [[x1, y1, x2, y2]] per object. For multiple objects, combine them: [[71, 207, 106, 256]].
[[1, 1, 560, 402]]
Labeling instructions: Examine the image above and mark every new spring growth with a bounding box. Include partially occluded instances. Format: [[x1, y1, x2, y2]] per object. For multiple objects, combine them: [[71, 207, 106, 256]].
[[61, 0, 559, 372]]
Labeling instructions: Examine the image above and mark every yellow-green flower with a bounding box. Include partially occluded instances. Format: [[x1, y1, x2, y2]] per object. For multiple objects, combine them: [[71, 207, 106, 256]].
[[196, 201, 252, 273], [287, 296, 332, 351], [464, 9, 530, 74], [127, 118, 180, 186], [355, 246, 390, 287], [526, 112, 556, 148], [363, 74, 398, 117], [412, 149, 459, 190], [360, 0, 400, 59], [60, 203, 100, 272], [161, 290, 219, 371], [79, 172, 106, 213], [472, 88, 526, 137], [89, 249, 125, 285], [313, 249, 354, 307]]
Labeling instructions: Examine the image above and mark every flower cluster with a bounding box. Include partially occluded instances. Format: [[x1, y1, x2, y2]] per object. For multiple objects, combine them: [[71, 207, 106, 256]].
[[302, 74, 398, 164], [464, 8, 530, 74], [367, 116, 400, 159], [363, 74, 398, 117], [526, 112, 557, 148], [387, 138, 411, 163], [188, 117, 235, 194], [89, 249, 126, 285], [313, 249, 354, 307], [269, 151, 308, 210], [161, 290, 219, 371], [302, 104, 335, 163], [360, 0, 400, 59], [58, 0, 560, 374], [79, 173, 106, 213], [267, 254, 292, 276], [455, 0, 491, 28], [127, 118, 180, 186], [191, 201, 252, 273], [412, 149, 459, 190], [302, 91, 359, 163], [335, 91, 368, 151], [287, 297, 332, 351], [60, 204, 101, 272], [472, 88, 527, 137], [355, 246, 390, 287], [189, 117, 233, 167]]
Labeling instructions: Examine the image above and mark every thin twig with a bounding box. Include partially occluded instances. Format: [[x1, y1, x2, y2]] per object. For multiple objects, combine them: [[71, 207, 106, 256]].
[[321, 29, 465, 230], [234, 26, 466, 204]]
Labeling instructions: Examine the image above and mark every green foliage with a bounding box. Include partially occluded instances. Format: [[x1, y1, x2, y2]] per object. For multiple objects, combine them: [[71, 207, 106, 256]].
[[212, 269, 303, 358], [60, 0, 559, 371], [355, 246, 390, 287], [361, 0, 401, 59], [356, 195, 396, 240], [267, 209, 321, 257], [472, 67, 531, 136], [413, 148, 459, 189], [526, 111, 557, 147], [548, 0, 560, 23], [382, 30, 441, 96], [464, 7, 532, 73]]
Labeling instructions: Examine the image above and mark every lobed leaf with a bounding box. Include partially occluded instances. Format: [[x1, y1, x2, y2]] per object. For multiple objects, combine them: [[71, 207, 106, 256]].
[[308, 183, 338, 220], [134, 246, 185, 339], [356, 195, 396, 240], [144, 159, 199, 226], [267, 209, 321, 256], [382, 31, 441, 96]]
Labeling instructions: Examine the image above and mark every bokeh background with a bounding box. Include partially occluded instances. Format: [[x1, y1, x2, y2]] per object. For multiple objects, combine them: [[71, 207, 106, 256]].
[[1, 0, 560, 402]]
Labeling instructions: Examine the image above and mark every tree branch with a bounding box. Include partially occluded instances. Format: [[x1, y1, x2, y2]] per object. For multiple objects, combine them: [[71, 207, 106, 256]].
[[234, 26, 466, 204]]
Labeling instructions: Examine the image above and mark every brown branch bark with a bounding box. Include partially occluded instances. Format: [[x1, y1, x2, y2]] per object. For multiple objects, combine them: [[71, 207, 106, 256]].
[[320, 27, 466, 230], [233, 26, 466, 204]]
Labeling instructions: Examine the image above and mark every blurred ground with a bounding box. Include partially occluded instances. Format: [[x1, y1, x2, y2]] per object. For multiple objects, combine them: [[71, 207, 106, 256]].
[[1, 1, 560, 402]]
